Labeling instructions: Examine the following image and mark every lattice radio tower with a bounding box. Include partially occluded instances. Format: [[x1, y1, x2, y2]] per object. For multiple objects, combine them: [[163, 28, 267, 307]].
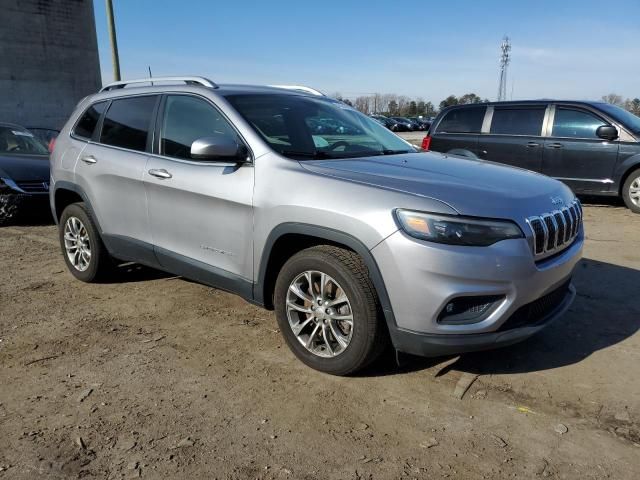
[[497, 36, 511, 101]]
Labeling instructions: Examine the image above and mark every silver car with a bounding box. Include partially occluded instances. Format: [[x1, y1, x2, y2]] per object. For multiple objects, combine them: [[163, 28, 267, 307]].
[[50, 77, 583, 375]]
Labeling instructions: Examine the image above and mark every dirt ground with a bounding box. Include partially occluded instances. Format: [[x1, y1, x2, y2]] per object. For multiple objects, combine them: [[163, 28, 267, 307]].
[[0, 200, 638, 479]]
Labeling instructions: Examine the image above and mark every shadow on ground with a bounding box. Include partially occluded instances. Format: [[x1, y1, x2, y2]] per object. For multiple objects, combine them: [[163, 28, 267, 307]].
[[362, 258, 640, 377]]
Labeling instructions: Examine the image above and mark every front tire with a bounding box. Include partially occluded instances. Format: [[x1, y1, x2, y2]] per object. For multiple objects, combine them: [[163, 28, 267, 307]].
[[59, 202, 113, 282], [622, 168, 640, 214], [274, 246, 387, 375]]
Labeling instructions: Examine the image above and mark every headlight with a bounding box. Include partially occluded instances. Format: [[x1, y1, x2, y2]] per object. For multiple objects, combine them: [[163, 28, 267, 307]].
[[395, 209, 524, 246]]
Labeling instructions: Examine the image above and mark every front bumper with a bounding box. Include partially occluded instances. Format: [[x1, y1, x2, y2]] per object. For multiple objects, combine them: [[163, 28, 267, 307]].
[[372, 227, 583, 355], [390, 284, 575, 357]]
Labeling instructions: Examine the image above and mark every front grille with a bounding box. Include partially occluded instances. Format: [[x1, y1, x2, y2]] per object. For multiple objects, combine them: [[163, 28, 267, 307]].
[[526, 200, 582, 257], [497, 279, 571, 331], [15, 181, 49, 193]]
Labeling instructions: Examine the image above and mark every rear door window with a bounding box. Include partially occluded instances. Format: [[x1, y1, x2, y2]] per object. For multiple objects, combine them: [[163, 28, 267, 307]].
[[552, 108, 607, 139], [73, 101, 107, 139], [490, 107, 545, 136], [100, 96, 158, 151], [435, 107, 485, 133]]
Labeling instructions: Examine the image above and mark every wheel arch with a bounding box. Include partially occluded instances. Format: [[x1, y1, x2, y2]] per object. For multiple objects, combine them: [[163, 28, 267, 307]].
[[255, 223, 397, 329], [617, 158, 640, 196], [52, 182, 98, 227]]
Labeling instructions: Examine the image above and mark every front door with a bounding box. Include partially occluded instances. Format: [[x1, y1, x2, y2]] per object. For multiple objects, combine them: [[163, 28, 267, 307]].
[[542, 106, 619, 194], [144, 94, 254, 291]]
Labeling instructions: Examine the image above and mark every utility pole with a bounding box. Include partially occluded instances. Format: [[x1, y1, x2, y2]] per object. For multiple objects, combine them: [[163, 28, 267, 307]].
[[497, 36, 511, 102], [105, 0, 121, 81]]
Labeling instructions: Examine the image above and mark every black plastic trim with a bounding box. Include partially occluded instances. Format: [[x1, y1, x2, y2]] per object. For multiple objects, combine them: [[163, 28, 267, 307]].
[[255, 223, 397, 328], [155, 245, 253, 301]]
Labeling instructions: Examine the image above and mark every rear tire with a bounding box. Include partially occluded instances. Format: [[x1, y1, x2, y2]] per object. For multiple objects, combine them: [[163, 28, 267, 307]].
[[622, 168, 640, 214], [59, 202, 114, 282], [274, 245, 387, 375]]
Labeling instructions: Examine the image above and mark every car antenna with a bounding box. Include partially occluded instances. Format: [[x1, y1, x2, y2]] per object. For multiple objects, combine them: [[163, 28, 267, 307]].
[[148, 66, 153, 86]]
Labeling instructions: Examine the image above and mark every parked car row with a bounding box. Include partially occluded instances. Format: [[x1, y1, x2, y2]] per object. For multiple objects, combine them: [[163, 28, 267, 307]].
[[370, 114, 431, 132], [422, 100, 640, 213]]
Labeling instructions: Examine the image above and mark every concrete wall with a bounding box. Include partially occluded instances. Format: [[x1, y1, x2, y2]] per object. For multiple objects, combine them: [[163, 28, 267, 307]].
[[0, 0, 101, 130]]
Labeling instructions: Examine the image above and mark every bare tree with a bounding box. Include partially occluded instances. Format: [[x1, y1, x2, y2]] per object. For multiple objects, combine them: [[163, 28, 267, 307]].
[[601, 93, 624, 106]]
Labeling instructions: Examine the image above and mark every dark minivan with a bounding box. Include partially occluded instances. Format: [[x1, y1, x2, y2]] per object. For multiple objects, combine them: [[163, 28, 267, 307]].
[[423, 101, 640, 213]]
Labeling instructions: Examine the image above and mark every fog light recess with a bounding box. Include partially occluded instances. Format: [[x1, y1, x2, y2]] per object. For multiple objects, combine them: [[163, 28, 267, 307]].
[[437, 295, 505, 325]]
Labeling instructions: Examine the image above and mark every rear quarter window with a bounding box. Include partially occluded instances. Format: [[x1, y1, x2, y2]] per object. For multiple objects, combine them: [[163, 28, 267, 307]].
[[73, 101, 107, 139], [435, 107, 486, 134]]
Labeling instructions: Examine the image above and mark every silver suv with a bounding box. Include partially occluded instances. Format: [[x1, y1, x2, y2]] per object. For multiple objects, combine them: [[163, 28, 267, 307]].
[[50, 77, 583, 375]]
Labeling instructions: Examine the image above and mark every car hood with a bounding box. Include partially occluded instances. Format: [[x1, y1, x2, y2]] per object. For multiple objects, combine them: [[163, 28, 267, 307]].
[[0, 153, 50, 182], [300, 152, 576, 221]]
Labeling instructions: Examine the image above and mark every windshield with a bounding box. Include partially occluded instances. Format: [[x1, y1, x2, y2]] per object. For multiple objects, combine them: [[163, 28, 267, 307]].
[[0, 126, 48, 155], [597, 103, 640, 135], [226, 94, 414, 159]]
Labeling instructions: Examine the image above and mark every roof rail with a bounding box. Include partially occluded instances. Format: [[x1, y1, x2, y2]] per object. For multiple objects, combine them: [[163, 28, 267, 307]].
[[269, 85, 326, 96], [100, 76, 218, 92]]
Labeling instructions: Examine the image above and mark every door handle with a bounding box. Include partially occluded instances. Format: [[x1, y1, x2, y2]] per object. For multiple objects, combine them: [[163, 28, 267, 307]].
[[148, 168, 172, 179], [527, 142, 540, 148], [547, 143, 563, 149], [80, 155, 97, 164]]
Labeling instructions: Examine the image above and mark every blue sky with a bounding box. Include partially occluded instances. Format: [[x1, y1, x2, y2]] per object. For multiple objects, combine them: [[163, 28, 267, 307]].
[[93, 0, 639, 104]]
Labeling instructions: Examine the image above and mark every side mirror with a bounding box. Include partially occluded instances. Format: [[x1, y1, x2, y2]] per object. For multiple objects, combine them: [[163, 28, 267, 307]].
[[190, 135, 248, 162], [596, 125, 618, 141]]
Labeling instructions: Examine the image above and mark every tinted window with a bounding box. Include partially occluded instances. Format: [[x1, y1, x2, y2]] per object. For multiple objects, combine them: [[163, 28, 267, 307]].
[[226, 94, 411, 159], [0, 126, 48, 155], [552, 108, 607, 139], [161, 95, 238, 160], [73, 102, 107, 139], [436, 107, 485, 133], [100, 96, 157, 151], [597, 103, 640, 134], [490, 108, 545, 136]]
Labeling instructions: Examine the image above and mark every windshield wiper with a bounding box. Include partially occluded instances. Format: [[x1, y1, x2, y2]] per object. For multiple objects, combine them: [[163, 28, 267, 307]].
[[381, 149, 414, 155], [279, 150, 333, 159]]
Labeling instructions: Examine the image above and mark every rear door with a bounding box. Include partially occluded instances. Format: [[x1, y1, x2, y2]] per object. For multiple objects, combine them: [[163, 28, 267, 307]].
[[73, 95, 159, 262], [429, 106, 485, 157], [542, 105, 619, 193], [144, 94, 254, 289], [478, 105, 547, 171]]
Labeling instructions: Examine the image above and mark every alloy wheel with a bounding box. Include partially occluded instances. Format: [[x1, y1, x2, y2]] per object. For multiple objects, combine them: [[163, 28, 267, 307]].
[[630, 176, 640, 207], [286, 270, 353, 358], [63, 216, 92, 272]]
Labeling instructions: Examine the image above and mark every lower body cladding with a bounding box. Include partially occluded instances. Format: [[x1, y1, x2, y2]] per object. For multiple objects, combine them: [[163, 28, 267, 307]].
[[372, 229, 583, 357]]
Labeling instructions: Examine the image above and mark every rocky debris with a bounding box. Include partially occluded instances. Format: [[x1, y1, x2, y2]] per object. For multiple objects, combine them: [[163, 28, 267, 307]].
[[614, 411, 631, 423], [354, 422, 369, 431], [534, 458, 549, 476], [75, 436, 86, 450], [119, 438, 137, 451], [176, 437, 194, 448], [453, 373, 478, 400], [420, 437, 439, 449], [490, 434, 508, 448], [615, 427, 630, 437], [77, 388, 93, 403], [554, 423, 568, 435]]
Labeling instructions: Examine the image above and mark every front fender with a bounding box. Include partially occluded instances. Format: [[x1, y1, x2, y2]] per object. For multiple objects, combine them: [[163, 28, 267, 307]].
[[254, 222, 398, 330]]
